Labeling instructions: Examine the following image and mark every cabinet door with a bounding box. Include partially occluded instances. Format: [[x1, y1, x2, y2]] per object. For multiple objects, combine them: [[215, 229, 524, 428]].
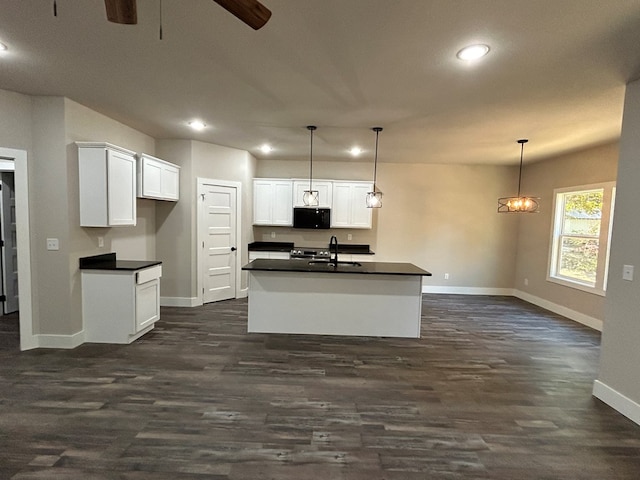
[[349, 183, 373, 228], [253, 180, 293, 226], [330, 183, 353, 227], [253, 181, 274, 225], [272, 181, 293, 225], [293, 180, 332, 207], [331, 182, 372, 229], [141, 157, 163, 198], [161, 163, 180, 200], [107, 149, 137, 226], [136, 278, 160, 332]]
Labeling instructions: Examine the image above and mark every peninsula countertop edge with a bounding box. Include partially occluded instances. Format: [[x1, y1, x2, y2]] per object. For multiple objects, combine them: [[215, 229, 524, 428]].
[[242, 259, 432, 276]]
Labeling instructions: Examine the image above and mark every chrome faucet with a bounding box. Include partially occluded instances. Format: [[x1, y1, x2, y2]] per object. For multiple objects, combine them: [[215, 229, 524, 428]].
[[329, 235, 339, 265]]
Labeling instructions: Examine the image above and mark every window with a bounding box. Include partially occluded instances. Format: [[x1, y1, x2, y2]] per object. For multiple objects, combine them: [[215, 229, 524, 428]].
[[548, 182, 615, 295]]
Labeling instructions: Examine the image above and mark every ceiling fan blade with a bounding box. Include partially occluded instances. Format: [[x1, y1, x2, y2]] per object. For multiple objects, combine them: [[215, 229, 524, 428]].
[[213, 0, 272, 30], [104, 0, 138, 24]]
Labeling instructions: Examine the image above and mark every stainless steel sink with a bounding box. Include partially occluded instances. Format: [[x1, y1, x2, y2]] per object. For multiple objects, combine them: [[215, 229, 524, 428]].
[[307, 260, 362, 267]]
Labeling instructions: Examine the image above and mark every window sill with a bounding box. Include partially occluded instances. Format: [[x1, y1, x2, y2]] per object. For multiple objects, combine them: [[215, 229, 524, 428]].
[[546, 275, 605, 297]]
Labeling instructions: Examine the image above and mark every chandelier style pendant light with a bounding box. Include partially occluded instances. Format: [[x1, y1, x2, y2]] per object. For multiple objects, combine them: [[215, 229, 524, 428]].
[[303, 125, 320, 206], [366, 127, 384, 208], [498, 139, 539, 213]]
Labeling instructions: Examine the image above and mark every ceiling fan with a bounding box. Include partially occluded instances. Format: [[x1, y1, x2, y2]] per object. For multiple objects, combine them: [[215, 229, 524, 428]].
[[103, 0, 272, 30]]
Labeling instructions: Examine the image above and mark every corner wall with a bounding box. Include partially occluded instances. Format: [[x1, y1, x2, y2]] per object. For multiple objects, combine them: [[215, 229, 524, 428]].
[[594, 78, 640, 425], [514, 142, 619, 328], [156, 140, 256, 303]]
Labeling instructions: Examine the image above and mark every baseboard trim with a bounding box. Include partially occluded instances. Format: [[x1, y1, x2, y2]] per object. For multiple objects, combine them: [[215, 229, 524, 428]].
[[593, 380, 640, 426], [513, 290, 603, 331], [422, 286, 515, 296], [35, 330, 84, 349], [238, 288, 248, 299], [160, 296, 201, 307]]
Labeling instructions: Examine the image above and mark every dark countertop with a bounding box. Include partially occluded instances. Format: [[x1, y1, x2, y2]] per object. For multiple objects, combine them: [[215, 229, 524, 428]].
[[243, 259, 431, 276], [247, 241, 294, 252], [248, 241, 374, 255], [79, 253, 162, 271], [334, 244, 374, 255]]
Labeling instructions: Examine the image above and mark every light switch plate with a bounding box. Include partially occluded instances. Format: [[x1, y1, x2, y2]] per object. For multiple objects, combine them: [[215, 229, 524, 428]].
[[623, 264, 634, 281], [46, 238, 59, 251]]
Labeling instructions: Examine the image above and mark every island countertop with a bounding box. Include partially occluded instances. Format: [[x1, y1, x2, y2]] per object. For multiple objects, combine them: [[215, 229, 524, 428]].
[[242, 259, 431, 276], [79, 253, 162, 271]]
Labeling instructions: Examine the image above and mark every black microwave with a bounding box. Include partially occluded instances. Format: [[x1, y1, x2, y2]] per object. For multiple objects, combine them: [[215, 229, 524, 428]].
[[293, 207, 331, 229]]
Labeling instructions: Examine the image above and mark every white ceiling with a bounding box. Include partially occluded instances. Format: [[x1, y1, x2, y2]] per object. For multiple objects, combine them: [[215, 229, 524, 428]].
[[1, 0, 640, 165]]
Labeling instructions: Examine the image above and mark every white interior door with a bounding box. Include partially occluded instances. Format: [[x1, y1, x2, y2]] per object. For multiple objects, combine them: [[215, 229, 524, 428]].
[[199, 182, 237, 303], [1, 172, 18, 314]]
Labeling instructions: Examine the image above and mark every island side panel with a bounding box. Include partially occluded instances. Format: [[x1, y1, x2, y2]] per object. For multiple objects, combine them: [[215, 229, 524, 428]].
[[247, 271, 422, 338]]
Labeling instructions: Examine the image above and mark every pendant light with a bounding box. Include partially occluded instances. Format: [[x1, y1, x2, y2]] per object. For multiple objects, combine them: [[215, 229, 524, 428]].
[[498, 139, 539, 213], [302, 125, 320, 206], [366, 127, 383, 208]]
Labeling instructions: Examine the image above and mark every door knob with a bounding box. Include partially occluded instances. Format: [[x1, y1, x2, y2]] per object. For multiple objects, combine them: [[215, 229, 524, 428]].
[[231, 247, 237, 252]]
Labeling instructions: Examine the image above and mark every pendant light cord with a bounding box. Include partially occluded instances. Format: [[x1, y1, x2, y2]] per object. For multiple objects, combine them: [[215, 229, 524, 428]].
[[516, 139, 528, 197], [372, 127, 383, 190], [159, 0, 163, 40], [307, 126, 316, 191]]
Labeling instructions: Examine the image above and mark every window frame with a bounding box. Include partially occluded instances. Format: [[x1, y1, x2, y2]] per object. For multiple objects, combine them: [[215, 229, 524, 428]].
[[547, 182, 616, 296]]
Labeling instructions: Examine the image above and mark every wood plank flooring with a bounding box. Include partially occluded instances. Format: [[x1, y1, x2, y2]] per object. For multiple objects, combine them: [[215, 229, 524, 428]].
[[1, 295, 639, 479]]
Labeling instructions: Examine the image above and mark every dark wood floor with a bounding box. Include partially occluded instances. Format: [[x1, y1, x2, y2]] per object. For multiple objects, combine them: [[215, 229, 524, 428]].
[[1, 295, 639, 479]]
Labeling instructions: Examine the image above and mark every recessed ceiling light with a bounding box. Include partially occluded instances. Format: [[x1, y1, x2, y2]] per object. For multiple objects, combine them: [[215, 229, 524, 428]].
[[188, 120, 206, 131], [260, 144, 273, 154], [349, 147, 363, 156], [456, 44, 490, 61]]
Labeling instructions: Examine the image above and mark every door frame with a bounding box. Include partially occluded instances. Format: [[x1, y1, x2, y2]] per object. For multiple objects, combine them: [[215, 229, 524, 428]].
[[196, 177, 242, 306], [0, 147, 35, 350]]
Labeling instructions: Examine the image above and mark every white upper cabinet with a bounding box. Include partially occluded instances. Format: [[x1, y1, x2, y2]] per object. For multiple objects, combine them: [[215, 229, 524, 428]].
[[292, 179, 333, 208], [137, 154, 180, 201], [77, 142, 137, 227], [331, 181, 373, 229], [253, 179, 293, 226]]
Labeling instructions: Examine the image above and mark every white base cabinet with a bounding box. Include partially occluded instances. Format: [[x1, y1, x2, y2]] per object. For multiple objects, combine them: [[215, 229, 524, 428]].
[[82, 265, 162, 344], [249, 251, 290, 261], [137, 154, 180, 201], [77, 142, 137, 227]]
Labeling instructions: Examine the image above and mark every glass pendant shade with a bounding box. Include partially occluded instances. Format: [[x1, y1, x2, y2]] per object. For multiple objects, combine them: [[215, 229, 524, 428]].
[[302, 189, 319, 206], [366, 190, 383, 208], [367, 127, 384, 209], [498, 139, 540, 213]]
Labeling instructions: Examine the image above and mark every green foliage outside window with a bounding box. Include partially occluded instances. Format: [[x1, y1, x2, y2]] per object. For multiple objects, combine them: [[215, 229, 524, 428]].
[[558, 190, 603, 285]]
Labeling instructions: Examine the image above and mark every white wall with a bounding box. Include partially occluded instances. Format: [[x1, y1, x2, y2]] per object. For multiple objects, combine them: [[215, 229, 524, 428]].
[[514, 142, 618, 326], [255, 159, 519, 289], [594, 78, 640, 425], [65, 98, 157, 335], [156, 139, 257, 302]]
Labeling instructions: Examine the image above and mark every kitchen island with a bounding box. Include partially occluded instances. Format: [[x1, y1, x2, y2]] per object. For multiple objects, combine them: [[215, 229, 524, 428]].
[[242, 259, 431, 338]]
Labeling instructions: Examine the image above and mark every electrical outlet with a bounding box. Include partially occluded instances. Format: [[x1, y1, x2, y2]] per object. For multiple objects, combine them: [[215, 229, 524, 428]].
[[347, 234, 352, 241], [623, 265, 634, 281], [524, 278, 529, 286], [271, 231, 276, 239], [98, 236, 104, 248], [46, 238, 59, 251], [444, 273, 449, 280]]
